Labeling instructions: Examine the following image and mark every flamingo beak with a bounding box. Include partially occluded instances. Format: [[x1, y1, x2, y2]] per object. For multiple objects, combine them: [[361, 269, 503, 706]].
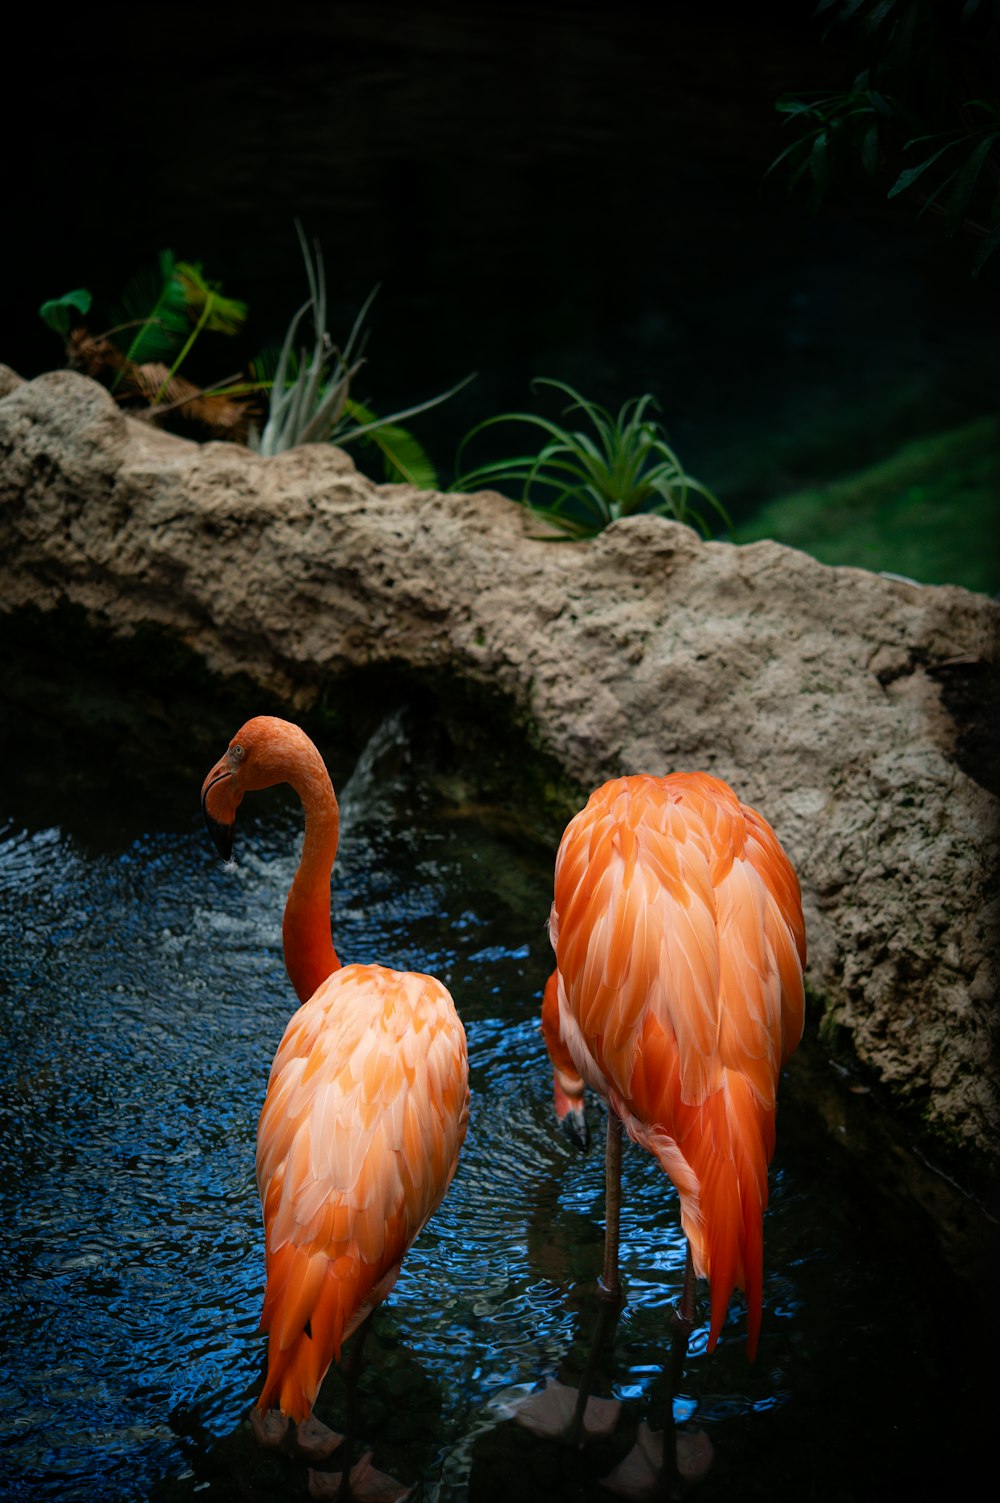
[[201, 762, 238, 861]]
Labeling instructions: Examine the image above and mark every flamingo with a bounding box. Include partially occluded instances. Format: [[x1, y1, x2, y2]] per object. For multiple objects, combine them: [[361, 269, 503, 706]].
[[201, 716, 469, 1499], [528, 771, 805, 1494]]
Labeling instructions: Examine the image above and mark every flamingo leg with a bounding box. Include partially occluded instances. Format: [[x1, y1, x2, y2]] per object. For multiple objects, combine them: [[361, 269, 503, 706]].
[[660, 1243, 695, 1496], [672, 1243, 696, 1378], [514, 1110, 624, 1445], [331, 1310, 375, 1502], [600, 1108, 624, 1301], [567, 1109, 626, 1446], [599, 1242, 712, 1501], [309, 1311, 413, 1502]]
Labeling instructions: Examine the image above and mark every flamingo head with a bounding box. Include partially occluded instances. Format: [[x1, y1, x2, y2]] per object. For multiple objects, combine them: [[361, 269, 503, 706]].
[[200, 716, 302, 860]]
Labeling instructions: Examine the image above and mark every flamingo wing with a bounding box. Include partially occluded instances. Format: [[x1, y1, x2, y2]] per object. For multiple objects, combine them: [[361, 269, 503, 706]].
[[552, 773, 805, 1356], [254, 963, 470, 1419]]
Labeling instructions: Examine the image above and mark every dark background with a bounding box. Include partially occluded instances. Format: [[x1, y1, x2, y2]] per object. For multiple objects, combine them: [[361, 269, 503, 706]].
[[5, 2, 999, 519]]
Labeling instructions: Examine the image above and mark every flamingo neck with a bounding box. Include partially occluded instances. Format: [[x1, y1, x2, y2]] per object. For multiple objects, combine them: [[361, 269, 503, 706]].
[[281, 751, 341, 1004]]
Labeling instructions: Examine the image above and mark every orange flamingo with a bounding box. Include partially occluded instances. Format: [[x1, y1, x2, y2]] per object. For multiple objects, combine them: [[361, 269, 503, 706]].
[[531, 772, 805, 1491], [201, 716, 469, 1496]]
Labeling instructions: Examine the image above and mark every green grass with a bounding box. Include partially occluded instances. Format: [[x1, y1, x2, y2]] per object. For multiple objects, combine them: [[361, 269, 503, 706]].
[[736, 418, 999, 596]]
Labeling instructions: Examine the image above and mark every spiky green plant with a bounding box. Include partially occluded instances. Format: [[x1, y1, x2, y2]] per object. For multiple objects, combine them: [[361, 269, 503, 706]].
[[251, 223, 471, 477], [248, 345, 450, 485], [250, 226, 369, 455], [452, 379, 728, 539]]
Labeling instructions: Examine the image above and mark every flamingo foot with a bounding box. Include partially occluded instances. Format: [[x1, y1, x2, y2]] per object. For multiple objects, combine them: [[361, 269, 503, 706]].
[[295, 1414, 345, 1460], [250, 1407, 292, 1448], [513, 1377, 620, 1442], [600, 1421, 713, 1500], [308, 1451, 412, 1501]]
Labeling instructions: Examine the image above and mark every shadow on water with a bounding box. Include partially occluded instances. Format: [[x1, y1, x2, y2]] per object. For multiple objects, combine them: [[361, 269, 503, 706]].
[[1, 656, 993, 1502]]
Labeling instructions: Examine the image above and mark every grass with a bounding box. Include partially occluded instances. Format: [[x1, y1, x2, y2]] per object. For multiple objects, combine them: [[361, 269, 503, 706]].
[[736, 417, 999, 595]]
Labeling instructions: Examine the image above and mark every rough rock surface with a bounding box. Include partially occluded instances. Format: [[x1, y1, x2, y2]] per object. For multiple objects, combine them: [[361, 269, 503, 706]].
[[1, 370, 997, 1157]]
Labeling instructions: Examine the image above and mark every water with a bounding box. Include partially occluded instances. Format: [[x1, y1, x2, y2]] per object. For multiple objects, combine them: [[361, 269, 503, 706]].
[[0, 710, 983, 1501]]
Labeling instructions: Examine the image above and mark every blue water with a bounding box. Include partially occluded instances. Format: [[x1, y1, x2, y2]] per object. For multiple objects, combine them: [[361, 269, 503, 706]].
[[0, 713, 976, 1501]]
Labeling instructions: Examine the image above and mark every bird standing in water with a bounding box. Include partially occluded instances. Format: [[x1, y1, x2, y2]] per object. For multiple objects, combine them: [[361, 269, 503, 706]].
[[202, 716, 469, 1500], [534, 771, 805, 1494]]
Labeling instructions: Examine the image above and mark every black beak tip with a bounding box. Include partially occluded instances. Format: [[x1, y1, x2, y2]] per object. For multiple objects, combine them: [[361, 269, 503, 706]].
[[204, 811, 234, 862], [201, 769, 235, 862]]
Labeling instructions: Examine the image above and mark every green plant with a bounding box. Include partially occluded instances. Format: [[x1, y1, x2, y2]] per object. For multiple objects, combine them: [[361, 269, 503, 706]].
[[769, 0, 1000, 274], [38, 252, 253, 436], [148, 260, 248, 401], [251, 224, 471, 483], [888, 100, 1000, 271], [39, 289, 92, 336], [451, 379, 728, 539], [341, 398, 440, 488], [768, 73, 895, 208]]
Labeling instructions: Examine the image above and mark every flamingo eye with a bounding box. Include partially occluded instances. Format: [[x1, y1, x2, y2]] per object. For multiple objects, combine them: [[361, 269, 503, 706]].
[[231, 743, 245, 763]]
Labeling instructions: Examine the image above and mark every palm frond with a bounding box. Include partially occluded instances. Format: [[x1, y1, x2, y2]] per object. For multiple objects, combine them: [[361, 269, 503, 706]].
[[152, 261, 248, 402], [344, 400, 439, 487], [174, 261, 248, 335], [108, 251, 190, 366]]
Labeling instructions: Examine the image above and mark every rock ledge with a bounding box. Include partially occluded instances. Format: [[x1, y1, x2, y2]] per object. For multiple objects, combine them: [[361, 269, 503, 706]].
[[1, 369, 997, 1158]]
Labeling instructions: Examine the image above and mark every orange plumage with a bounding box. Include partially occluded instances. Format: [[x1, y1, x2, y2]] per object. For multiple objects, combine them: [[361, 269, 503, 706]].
[[256, 963, 469, 1418], [548, 772, 805, 1357], [201, 717, 469, 1425]]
